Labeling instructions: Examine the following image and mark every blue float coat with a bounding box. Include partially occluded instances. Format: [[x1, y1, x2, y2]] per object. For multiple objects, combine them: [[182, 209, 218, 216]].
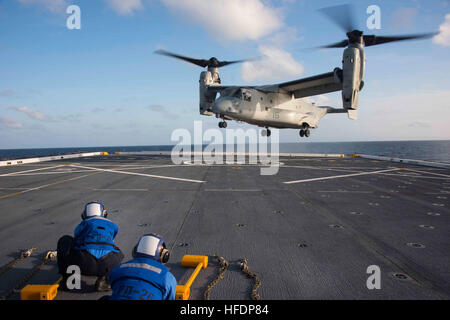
[[73, 216, 120, 259], [109, 257, 177, 300]]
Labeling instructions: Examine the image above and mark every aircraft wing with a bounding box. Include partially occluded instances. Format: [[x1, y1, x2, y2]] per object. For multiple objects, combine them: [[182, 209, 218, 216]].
[[276, 71, 342, 98], [206, 69, 342, 97], [206, 85, 255, 93]]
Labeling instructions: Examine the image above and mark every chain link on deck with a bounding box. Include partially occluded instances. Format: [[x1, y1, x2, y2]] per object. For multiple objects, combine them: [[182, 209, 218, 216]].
[[0, 248, 36, 276], [203, 254, 229, 300], [240, 258, 262, 300], [0, 250, 57, 300]]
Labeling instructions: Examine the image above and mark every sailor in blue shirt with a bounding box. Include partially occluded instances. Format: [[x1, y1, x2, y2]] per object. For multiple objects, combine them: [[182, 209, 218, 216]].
[[108, 234, 177, 300], [57, 202, 124, 291]]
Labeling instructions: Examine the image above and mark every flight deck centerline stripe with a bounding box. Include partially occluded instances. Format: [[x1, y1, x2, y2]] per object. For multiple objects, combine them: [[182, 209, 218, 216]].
[[405, 168, 450, 178], [0, 171, 102, 200], [0, 165, 65, 177], [69, 164, 205, 183], [283, 168, 401, 184]]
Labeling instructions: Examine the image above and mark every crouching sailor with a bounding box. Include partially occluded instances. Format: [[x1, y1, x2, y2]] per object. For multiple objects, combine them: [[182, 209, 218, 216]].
[[107, 233, 177, 300], [56, 202, 124, 291]]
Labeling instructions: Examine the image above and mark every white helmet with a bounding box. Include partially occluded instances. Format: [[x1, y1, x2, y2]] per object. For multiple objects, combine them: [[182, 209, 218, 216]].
[[81, 202, 107, 220], [132, 234, 170, 263]]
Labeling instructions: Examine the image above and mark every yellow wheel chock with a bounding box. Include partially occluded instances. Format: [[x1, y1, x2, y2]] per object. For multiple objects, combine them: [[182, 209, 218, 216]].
[[20, 284, 59, 300], [176, 255, 208, 300], [20, 251, 59, 300]]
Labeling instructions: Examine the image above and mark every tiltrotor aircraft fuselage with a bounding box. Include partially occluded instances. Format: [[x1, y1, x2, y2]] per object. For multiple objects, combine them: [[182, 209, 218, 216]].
[[155, 5, 436, 138]]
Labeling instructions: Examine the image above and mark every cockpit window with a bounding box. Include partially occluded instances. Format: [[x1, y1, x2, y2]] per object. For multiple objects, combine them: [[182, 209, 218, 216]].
[[227, 88, 251, 101], [231, 88, 242, 98]]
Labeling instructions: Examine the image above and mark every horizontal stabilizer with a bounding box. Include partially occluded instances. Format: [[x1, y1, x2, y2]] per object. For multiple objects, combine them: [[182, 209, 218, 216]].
[[319, 106, 347, 114]]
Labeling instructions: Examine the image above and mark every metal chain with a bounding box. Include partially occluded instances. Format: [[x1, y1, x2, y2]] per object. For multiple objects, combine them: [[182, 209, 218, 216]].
[[0, 248, 36, 276], [203, 254, 229, 300], [0, 250, 57, 300], [240, 258, 261, 300]]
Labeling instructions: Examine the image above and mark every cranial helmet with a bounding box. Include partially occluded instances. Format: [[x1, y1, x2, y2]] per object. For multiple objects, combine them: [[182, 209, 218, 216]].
[[132, 233, 170, 264], [81, 202, 107, 220]]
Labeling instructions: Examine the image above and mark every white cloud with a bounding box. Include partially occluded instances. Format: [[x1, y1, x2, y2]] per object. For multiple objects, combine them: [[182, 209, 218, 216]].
[[17, 0, 68, 14], [240, 46, 304, 82], [161, 0, 283, 41], [0, 116, 23, 129], [433, 13, 450, 46], [104, 0, 144, 15], [12, 106, 46, 121]]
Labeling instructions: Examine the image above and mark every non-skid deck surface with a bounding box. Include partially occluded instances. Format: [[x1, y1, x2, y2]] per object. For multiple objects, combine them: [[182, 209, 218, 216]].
[[0, 154, 448, 300]]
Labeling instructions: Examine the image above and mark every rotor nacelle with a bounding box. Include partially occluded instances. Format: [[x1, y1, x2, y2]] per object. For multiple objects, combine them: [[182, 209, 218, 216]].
[[341, 45, 364, 112], [199, 71, 218, 115]]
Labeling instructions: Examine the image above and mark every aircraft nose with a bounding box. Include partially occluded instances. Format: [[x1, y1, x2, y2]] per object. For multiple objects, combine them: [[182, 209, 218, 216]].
[[212, 99, 234, 114]]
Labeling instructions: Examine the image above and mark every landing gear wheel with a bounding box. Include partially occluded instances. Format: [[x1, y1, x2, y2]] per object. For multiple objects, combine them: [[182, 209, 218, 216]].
[[218, 121, 227, 128], [261, 129, 271, 137], [299, 129, 305, 137], [305, 129, 310, 137]]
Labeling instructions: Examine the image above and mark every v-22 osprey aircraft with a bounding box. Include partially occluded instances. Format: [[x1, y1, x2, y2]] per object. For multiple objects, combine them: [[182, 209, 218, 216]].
[[155, 5, 437, 138]]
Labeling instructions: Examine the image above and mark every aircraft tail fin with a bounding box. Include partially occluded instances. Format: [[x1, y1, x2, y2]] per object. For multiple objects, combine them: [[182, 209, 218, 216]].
[[347, 109, 357, 120]]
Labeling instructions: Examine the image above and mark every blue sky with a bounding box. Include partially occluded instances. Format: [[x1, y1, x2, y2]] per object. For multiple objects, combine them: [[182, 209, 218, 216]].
[[0, 0, 449, 148]]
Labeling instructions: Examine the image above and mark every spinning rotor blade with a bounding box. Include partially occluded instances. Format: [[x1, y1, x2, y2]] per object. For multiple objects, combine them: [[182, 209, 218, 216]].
[[216, 59, 248, 67], [319, 4, 357, 33], [154, 49, 209, 68], [154, 49, 249, 68], [362, 32, 438, 47], [316, 3, 438, 50], [319, 40, 349, 49]]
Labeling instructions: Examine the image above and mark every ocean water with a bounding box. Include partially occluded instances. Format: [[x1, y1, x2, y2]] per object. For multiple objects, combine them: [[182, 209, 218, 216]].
[[0, 140, 449, 163]]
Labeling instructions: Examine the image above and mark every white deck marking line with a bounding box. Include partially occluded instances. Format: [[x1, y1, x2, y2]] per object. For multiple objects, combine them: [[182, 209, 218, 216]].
[[426, 191, 450, 195], [0, 164, 65, 177], [4, 170, 93, 176], [283, 165, 385, 170], [205, 189, 262, 192], [70, 164, 205, 183], [111, 165, 184, 170], [377, 173, 449, 180], [405, 168, 450, 178], [284, 168, 401, 184], [282, 165, 363, 173], [317, 190, 373, 193], [0, 171, 102, 200], [92, 188, 149, 191]]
